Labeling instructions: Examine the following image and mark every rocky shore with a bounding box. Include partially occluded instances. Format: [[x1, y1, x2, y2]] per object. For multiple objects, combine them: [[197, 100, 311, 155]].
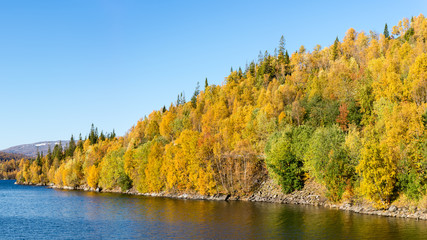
[[17, 179, 426, 220], [245, 178, 427, 220]]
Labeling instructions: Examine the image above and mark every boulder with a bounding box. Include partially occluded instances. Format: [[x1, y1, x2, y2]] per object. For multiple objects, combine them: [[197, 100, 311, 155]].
[[388, 205, 398, 212]]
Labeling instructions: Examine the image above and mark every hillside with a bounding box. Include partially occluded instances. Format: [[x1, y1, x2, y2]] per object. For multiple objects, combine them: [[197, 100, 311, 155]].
[[2, 141, 69, 158], [0, 151, 30, 161], [12, 15, 427, 210]]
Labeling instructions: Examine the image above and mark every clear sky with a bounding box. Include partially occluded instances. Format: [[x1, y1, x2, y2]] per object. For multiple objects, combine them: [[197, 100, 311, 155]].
[[0, 0, 425, 149]]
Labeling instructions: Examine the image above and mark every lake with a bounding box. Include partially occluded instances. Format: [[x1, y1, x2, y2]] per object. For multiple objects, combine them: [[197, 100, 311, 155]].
[[0, 180, 425, 239]]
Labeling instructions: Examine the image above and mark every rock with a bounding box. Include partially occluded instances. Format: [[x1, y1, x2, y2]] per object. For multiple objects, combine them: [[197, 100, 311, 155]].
[[217, 194, 230, 201], [388, 205, 398, 212]]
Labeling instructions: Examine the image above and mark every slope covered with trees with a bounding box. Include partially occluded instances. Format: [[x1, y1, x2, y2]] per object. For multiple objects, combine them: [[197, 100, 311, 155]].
[[15, 15, 427, 208], [0, 152, 29, 179], [0, 151, 30, 161]]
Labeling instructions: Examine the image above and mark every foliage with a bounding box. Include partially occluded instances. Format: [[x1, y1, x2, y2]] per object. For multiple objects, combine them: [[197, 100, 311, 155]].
[[13, 15, 427, 208], [305, 126, 356, 201], [265, 126, 307, 194]]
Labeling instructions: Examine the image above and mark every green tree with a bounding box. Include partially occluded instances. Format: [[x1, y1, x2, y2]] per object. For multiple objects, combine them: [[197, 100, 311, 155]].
[[65, 135, 76, 157], [204, 78, 208, 90], [99, 146, 131, 190], [304, 126, 356, 201], [278, 35, 286, 63], [89, 124, 99, 145], [265, 127, 305, 194], [191, 82, 200, 108], [383, 23, 390, 39], [331, 37, 340, 60]]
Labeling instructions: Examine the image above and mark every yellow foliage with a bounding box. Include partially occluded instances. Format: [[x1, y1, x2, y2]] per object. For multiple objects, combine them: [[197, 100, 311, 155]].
[[406, 53, 427, 105], [87, 165, 99, 189], [54, 165, 64, 186]]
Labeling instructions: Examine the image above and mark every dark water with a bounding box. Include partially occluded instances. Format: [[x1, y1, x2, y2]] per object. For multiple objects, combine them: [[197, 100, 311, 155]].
[[0, 180, 425, 239]]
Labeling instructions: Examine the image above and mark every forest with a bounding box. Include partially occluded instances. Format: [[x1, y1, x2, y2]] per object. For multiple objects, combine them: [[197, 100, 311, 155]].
[[2, 15, 426, 208], [0, 151, 29, 162]]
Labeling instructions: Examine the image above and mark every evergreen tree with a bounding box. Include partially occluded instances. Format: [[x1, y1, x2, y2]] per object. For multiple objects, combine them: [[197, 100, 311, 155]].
[[258, 50, 264, 63], [36, 150, 42, 166], [384, 23, 390, 39], [99, 131, 106, 142], [278, 35, 286, 63], [177, 92, 186, 105], [47, 145, 52, 165], [331, 37, 340, 60], [191, 82, 200, 108], [279, 35, 285, 54], [109, 129, 116, 140], [181, 92, 186, 104], [249, 62, 256, 76], [66, 135, 76, 157], [264, 50, 269, 59], [89, 124, 99, 145], [284, 50, 290, 64], [204, 78, 208, 90], [52, 141, 63, 161], [77, 134, 84, 151]]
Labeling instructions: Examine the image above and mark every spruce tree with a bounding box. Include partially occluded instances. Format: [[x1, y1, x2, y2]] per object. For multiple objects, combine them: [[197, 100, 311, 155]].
[[181, 92, 186, 104], [99, 131, 106, 142], [191, 82, 200, 108], [89, 124, 98, 145], [285, 50, 290, 64], [331, 37, 340, 60], [384, 23, 390, 39], [279, 35, 285, 54], [47, 145, 52, 165], [52, 141, 63, 161], [110, 129, 116, 140], [36, 150, 42, 166], [258, 51, 263, 63], [204, 78, 208, 90], [249, 62, 256, 76], [77, 134, 84, 151], [66, 135, 76, 157], [278, 35, 286, 63]]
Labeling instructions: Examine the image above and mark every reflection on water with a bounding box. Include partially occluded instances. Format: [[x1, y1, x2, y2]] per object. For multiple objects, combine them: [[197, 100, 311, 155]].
[[0, 180, 425, 239]]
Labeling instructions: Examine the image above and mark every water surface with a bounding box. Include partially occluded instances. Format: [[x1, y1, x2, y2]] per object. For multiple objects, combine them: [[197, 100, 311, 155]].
[[0, 180, 425, 239]]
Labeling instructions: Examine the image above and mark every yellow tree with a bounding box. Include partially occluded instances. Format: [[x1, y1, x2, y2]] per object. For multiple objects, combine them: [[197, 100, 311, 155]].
[[385, 102, 426, 199], [357, 99, 396, 208], [159, 109, 176, 141], [144, 141, 165, 192], [357, 129, 396, 208], [144, 111, 161, 140], [87, 165, 99, 189], [29, 160, 41, 184], [406, 53, 427, 105]]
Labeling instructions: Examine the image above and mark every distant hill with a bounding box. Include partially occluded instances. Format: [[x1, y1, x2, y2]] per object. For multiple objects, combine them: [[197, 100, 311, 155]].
[[2, 141, 70, 158], [0, 151, 31, 161]]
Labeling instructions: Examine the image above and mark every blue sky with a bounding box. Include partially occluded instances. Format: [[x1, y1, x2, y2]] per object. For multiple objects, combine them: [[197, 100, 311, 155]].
[[0, 0, 426, 149]]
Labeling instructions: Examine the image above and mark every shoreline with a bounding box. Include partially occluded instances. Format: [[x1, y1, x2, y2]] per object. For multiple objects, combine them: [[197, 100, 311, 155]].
[[15, 179, 426, 221]]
